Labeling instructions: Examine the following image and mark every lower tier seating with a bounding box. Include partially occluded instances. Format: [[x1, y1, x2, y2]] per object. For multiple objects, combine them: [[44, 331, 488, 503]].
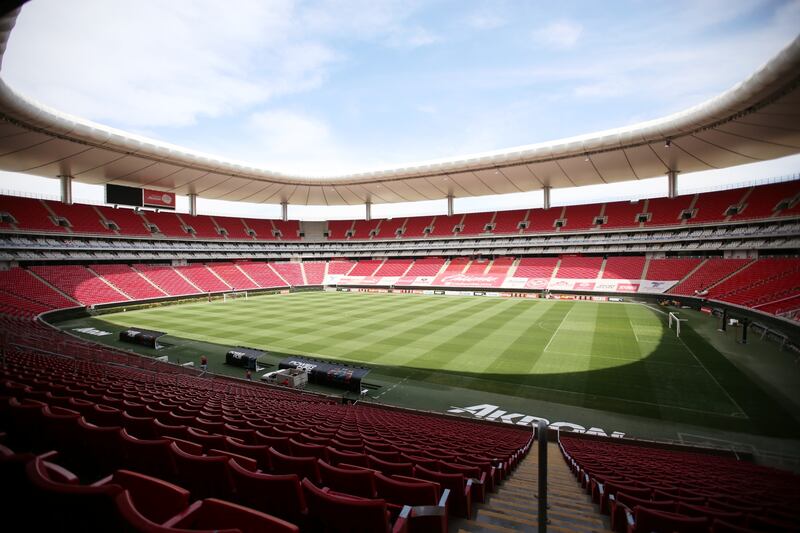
[[0, 331, 532, 531], [560, 435, 800, 533]]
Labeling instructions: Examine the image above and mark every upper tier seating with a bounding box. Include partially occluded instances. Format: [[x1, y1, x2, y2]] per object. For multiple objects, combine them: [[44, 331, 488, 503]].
[[181, 214, 220, 239], [429, 215, 464, 237], [460, 212, 495, 235], [602, 200, 645, 229], [140, 211, 188, 238], [240, 218, 277, 240], [174, 265, 230, 292], [2, 182, 799, 243], [669, 258, 752, 296], [327, 220, 353, 240], [89, 264, 165, 300], [514, 258, 559, 278], [732, 181, 800, 221], [206, 263, 258, 290], [524, 208, 560, 233], [273, 220, 301, 240], [403, 257, 446, 277], [644, 258, 703, 281], [0, 196, 65, 233], [302, 262, 326, 284], [30, 265, 128, 305], [212, 215, 253, 240], [271, 263, 305, 286], [646, 196, 694, 226], [375, 218, 405, 239], [560, 435, 800, 533], [688, 188, 748, 225], [44, 201, 114, 234], [492, 209, 527, 234], [352, 219, 381, 239], [94, 206, 151, 236], [561, 203, 603, 231], [133, 264, 200, 296], [555, 256, 603, 279], [602, 257, 646, 280], [373, 259, 413, 277], [403, 216, 434, 238], [237, 262, 286, 287]]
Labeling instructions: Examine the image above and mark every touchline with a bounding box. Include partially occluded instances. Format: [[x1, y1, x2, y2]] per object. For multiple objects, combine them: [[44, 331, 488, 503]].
[[447, 404, 625, 438]]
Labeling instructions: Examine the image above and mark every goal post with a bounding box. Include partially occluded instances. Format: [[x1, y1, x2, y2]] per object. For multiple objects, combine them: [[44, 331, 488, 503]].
[[668, 311, 688, 337], [222, 291, 248, 302]]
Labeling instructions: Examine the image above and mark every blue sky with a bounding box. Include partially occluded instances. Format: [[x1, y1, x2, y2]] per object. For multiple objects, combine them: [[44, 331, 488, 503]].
[[1, 0, 799, 219]]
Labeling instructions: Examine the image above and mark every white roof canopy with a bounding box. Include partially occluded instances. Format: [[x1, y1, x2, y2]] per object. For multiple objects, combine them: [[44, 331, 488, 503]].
[[0, 5, 799, 206]]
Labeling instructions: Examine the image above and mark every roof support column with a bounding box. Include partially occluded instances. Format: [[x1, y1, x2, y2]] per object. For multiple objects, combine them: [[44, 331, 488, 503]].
[[188, 193, 197, 216], [667, 170, 679, 199], [281, 201, 288, 222], [542, 186, 551, 210], [58, 174, 73, 205], [365, 200, 372, 221], [447, 194, 454, 217]]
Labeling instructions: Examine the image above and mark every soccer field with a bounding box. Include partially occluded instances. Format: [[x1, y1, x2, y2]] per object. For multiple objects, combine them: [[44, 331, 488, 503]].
[[89, 291, 797, 437]]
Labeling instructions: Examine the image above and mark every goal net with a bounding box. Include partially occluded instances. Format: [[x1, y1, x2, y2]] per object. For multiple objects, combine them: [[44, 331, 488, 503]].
[[222, 291, 248, 302], [668, 311, 688, 337]]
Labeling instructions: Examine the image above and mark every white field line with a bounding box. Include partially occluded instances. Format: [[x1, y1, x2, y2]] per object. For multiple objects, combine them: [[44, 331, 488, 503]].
[[676, 333, 749, 419], [639, 303, 747, 418], [373, 376, 410, 399], [543, 303, 578, 353], [544, 350, 699, 368]]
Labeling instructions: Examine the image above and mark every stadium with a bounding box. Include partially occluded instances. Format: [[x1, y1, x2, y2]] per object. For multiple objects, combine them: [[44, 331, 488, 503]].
[[1, 1, 799, 531]]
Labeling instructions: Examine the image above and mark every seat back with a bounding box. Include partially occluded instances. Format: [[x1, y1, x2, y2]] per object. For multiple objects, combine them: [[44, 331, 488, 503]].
[[375, 472, 439, 506], [269, 446, 321, 483], [170, 442, 233, 500], [25, 457, 124, 532], [368, 455, 414, 476], [633, 506, 709, 533], [228, 459, 308, 525], [302, 478, 390, 533], [318, 459, 377, 498], [120, 429, 178, 482], [165, 498, 299, 532], [97, 469, 190, 524]]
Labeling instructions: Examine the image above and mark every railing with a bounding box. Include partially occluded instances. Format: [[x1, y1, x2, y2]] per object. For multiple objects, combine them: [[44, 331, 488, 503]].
[[537, 419, 548, 532]]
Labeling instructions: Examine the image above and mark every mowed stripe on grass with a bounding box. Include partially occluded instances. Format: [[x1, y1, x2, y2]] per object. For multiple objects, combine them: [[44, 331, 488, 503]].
[[98, 292, 748, 421]]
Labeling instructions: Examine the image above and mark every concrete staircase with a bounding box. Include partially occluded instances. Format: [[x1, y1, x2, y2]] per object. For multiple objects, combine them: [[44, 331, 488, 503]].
[[455, 442, 611, 532]]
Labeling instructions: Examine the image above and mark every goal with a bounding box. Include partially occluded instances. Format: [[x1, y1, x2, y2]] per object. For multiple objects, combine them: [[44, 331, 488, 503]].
[[668, 311, 688, 337], [222, 291, 248, 302]]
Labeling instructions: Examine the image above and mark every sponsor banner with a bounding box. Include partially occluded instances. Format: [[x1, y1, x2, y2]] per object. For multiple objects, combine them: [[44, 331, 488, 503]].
[[447, 403, 625, 438], [143, 189, 176, 209], [616, 283, 640, 293], [395, 276, 436, 287], [573, 281, 596, 291], [637, 280, 677, 294], [502, 277, 550, 290], [73, 327, 112, 337], [324, 274, 342, 285], [593, 280, 620, 292], [432, 273, 504, 288]]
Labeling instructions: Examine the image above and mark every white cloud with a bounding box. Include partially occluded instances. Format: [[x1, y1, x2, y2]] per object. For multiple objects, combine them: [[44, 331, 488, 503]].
[[3, 0, 333, 128], [385, 26, 440, 49], [463, 12, 507, 31], [533, 20, 583, 49]]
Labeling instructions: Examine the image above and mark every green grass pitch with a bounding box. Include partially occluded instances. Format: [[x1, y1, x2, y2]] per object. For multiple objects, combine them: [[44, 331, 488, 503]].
[[91, 291, 798, 438]]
